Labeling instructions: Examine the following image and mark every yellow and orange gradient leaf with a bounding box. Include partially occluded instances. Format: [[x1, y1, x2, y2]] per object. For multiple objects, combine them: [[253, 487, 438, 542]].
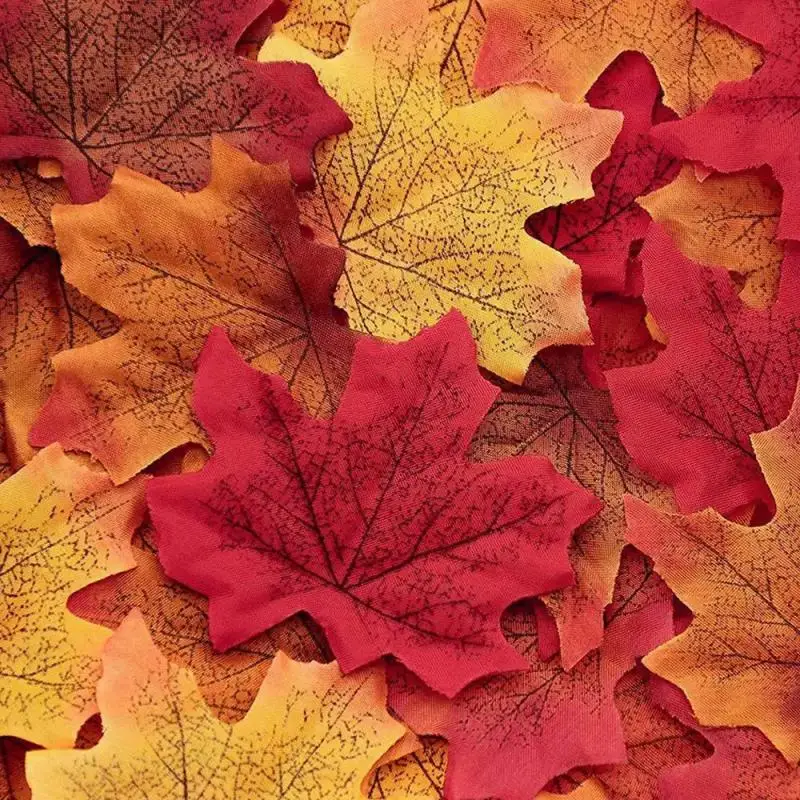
[[0, 446, 145, 748], [27, 612, 405, 799], [260, 0, 621, 382]]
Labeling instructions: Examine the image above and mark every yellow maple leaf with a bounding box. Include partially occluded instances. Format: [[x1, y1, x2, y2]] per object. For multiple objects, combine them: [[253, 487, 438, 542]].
[[260, 0, 620, 383], [0, 445, 145, 748], [626, 384, 800, 761], [30, 140, 356, 483], [27, 611, 405, 799], [475, 0, 761, 117], [274, 0, 486, 106], [639, 165, 783, 308]]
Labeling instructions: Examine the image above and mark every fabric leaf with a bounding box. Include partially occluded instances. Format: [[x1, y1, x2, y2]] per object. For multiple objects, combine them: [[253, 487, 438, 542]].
[[26, 611, 404, 799], [625, 383, 800, 760], [607, 222, 800, 515], [0, 0, 348, 201], [148, 312, 601, 697], [260, 0, 620, 382], [0, 445, 145, 748], [473, 0, 761, 116], [30, 140, 356, 484], [639, 164, 783, 308]]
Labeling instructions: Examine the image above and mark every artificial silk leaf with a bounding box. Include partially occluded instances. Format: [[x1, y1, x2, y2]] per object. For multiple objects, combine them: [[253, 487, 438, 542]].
[[526, 52, 678, 294], [30, 140, 356, 483], [0, 222, 117, 473], [26, 612, 405, 799], [0, 0, 348, 202], [652, 674, 800, 799], [473, 0, 760, 116], [607, 223, 800, 515], [273, 0, 486, 106], [653, 0, 800, 240], [260, 0, 620, 383], [471, 346, 672, 667], [625, 385, 800, 761], [69, 521, 330, 724], [639, 165, 783, 308], [149, 313, 600, 697], [0, 445, 145, 748], [539, 781, 609, 800], [0, 162, 69, 247], [388, 547, 673, 799], [597, 667, 712, 799]]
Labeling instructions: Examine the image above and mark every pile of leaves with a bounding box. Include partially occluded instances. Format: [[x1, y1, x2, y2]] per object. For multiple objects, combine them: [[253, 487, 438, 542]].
[[0, 0, 798, 797]]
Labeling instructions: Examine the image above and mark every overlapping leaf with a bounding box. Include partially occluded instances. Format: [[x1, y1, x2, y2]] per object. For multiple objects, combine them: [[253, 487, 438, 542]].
[[26, 612, 405, 799], [260, 0, 620, 382], [148, 313, 600, 696], [0, 445, 145, 748], [625, 385, 800, 760], [0, 0, 348, 201], [471, 347, 673, 667], [526, 52, 678, 294], [608, 223, 800, 515], [30, 140, 356, 483]]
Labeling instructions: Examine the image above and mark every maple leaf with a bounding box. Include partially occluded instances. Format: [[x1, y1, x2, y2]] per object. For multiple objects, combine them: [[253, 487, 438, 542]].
[[607, 222, 800, 515], [70, 517, 331, 724], [260, 0, 620, 383], [651, 673, 800, 799], [30, 140, 357, 484], [0, 220, 116, 473], [273, 0, 487, 106], [470, 346, 673, 668], [639, 164, 783, 308], [653, 0, 800, 240], [0, 445, 146, 748], [26, 611, 405, 799], [0, 0, 348, 202], [473, 0, 761, 117], [0, 161, 69, 247], [387, 546, 673, 799], [526, 52, 678, 294], [624, 383, 800, 761], [148, 312, 600, 696]]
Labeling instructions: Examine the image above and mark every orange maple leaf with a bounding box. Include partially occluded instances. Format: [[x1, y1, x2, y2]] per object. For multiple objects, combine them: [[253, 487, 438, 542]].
[[626, 384, 800, 761]]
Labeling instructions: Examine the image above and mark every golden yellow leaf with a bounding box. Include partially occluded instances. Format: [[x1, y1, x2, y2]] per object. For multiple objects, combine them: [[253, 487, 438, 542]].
[[639, 165, 783, 308], [274, 0, 486, 106], [626, 384, 800, 761], [0, 445, 145, 748], [475, 0, 761, 117], [260, 0, 620, 383], [538, 778, 609, 799], [31, 140, 356, 483], [0, 162, 68, 247], [27, 612, 405, 799]]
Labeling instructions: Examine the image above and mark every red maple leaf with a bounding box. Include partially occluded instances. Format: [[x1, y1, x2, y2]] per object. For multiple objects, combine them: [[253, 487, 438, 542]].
[[652, 0, 800, 239], [525, 54, 678, 294], [651, 674, 800, 799], [387, 546, 674, 800], [0, 0, 348, 201], [606, 223, 800, 515], [147, 312, 600, 697]]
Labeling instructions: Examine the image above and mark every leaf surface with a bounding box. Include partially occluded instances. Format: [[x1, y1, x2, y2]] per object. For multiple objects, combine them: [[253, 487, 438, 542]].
[[260, 0, 620, 382], [0, 445, 145, 748], [30, 140, 356, 483], [148, 312, 601, 696], [0, 0, 348, 201], [0, 162, 69, 247], [26, 612, 404, 799]]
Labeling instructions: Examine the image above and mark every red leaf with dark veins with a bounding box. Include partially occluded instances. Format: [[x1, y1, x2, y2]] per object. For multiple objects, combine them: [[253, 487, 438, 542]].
[[387, 546, 674, 800], [652, 0, 800, 239], [526, 52, 678, 294], [652, 674, 800, 799], [607, 223, 800, 515], [0, 0, 349, 201], [147, 312, 601, 697]]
